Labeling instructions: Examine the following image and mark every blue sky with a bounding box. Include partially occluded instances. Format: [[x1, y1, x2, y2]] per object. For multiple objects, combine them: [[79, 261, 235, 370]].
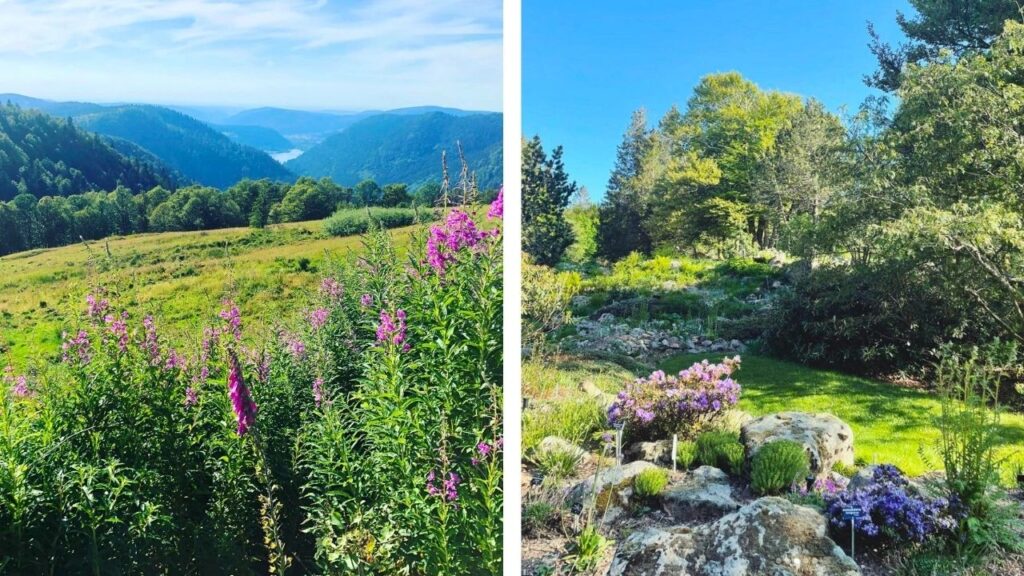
[[524, 1, 912, 200], [0, 0, 502, 111]]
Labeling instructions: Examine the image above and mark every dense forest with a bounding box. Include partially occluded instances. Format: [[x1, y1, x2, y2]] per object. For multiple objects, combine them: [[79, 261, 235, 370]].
[[288, 112, 504, 190], [0, 105, 174, 201], [526, 3, 1024, 381], [76, 105, 295, 188]]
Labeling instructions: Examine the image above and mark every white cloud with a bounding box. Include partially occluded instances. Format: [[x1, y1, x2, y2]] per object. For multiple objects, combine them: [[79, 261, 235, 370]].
[[0, 0, 501, 109]]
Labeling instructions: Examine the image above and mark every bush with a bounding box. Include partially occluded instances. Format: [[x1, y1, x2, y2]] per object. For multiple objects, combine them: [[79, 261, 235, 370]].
[[323, 206, 431, 237], [633, 468, 669, 498], [521, 261, 581, 356], [750, 440, 810, 495], [824, 465, 960, 545], [607, 357, 742, 442], [675, 440, 697, 470], [695, 430, 746, 475]]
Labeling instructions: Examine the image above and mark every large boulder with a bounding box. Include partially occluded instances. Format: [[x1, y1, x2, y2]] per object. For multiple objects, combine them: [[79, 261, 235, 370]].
[[608, 497, 861, 576], [741, 412, 854, 478], [624, 440, 672, 465], [662, 466, 740, 523]]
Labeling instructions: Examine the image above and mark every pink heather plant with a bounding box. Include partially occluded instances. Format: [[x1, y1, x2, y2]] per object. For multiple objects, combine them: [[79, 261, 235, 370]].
[[308, 308, 330, 331], [487, 186, 503, 220], [227, 354, 258, 436], [319, 278, 343, 299], [608, 356, 742, 440], [425, 209, 493, 274]]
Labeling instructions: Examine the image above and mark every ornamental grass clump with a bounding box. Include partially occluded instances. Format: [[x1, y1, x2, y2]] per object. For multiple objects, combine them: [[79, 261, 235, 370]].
[[750, 440, 810, 495], [633, 468, 669, 498], [824, 464, 960, 545], [607, 357, 741, 442]]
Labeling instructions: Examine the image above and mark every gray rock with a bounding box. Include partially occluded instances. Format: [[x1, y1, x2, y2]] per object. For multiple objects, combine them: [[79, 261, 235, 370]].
[[608, 497, 861, 576], [568, 461, 659, 506], [741, 412, 855, 479], [662, 466, 740, 523], [625, 440, 672, 465], [599, 313, 617, 323]]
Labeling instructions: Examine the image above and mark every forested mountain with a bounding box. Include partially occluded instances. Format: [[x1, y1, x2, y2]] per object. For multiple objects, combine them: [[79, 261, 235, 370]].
[[221, 107, 370, 138], [0, 105, 173, 201], [75, 105, 294, 188], [0, 93, 105, 117], [287, 112, 503, 190], [216, 124, 294, 152]]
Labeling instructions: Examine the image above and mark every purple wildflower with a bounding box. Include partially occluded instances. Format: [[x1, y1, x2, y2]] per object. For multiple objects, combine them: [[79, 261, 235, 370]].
[[477, 442, 492, 458], [85, 293, 109, 319], [360, 293, 373, 307], [308, 308, 330, 331], [487, 186, 503, 220], [282, 331, 306, 359], [425, 209, 491, 274], [376, 309, 409, 350], [312, 377, 324, 408], [104, 312, 130, 352], [184, 386, 198, 407], [227, 354, 258, 436], [319, 277, 343, 299], [426, 470, 461, 502], [218, 301, 242, 341], [142, 315, 161, 365], [61, 330, 92, 365]]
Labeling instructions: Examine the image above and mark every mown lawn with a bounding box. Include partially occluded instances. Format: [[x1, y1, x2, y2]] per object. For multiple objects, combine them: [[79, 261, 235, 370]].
[[522, 352, 1024, 481], [663, 353, 1024, 478], [0, 220, 425, 364]]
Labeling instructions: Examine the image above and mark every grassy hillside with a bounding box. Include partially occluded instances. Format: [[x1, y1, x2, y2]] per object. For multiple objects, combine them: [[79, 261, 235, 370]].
[[0, 220, 425, 364]]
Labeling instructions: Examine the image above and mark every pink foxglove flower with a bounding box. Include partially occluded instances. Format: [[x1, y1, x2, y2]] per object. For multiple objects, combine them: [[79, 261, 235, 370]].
[[227, 354, 258, 436]]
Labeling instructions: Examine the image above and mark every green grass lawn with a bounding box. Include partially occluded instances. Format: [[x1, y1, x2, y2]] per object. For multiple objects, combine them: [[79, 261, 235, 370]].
[[0, 219, 425, 364], [522, 352, 1024, 481], [662, 353, 1024, 478]]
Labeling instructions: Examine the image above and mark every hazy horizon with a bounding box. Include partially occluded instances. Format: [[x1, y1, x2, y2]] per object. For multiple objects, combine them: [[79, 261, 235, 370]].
[[0, 0, 502, 111]]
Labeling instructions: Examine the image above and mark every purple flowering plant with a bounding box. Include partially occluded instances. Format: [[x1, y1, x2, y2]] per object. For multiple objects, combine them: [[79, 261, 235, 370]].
[[608, 356, 742, 440]]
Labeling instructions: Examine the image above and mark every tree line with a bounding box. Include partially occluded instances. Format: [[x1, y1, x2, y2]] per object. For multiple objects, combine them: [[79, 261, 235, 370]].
[[0, 176, 452, 257], [523, 0, 1024, 380]]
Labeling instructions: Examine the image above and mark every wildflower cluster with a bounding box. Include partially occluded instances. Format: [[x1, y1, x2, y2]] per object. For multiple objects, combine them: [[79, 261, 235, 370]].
[[61, 330, 92, 365], [824, 464, 960, 544], [487, 187, 503, 220], [3, 365, 30, 398], [608, 356, 742, 440], [472, 436, 503, 466], [425, 209, 495, 273], [426, 470, 461, 502], [319, 277, 343, 299], [376, 309, 409, 350]]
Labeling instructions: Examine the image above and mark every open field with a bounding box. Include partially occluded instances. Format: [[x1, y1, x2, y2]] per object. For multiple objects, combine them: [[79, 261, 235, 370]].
[[0, 219, 424, 364]]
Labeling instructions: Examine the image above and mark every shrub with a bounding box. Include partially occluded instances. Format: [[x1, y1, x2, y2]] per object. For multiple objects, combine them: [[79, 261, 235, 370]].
[[633, 468, 669, 498], [750, 440, 810, 495], [675, 440, 697, 470], [695, 430, 746, 475], [824, 464, 960, 545], [607, 357, 742, 442], [521, 261, 580, 356], [323, 206, 431, 237]]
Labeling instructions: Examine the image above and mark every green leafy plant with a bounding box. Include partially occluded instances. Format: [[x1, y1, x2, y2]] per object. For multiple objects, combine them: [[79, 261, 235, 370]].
[[750, 440, 810, 495], [568, 525, 611, 573], [695, 430, 746, 475], [633, 468, 669, 498], [531, 446, 584, 483], [675, 440, 698, 470]]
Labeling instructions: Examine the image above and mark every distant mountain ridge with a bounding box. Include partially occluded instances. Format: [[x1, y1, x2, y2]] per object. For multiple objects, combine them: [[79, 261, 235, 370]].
[[287, 112, 503, 190], [75, 105, 294, 188]]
